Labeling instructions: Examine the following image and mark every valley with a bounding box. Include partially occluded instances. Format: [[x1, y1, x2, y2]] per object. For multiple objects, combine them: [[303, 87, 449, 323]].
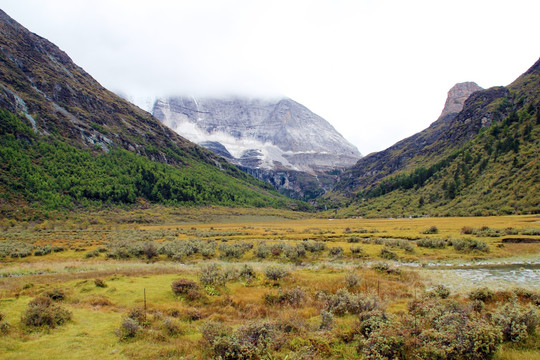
[[1, 212, 539, 359], [0, 6, 538, 360]]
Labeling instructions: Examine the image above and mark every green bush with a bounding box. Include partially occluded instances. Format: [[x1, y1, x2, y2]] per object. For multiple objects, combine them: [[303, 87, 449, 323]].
[[425, 285, 450, 299], [254, 242, 270, 258], [304, 241, 326, 253], [117, 317, 139, 339], [21, 296, 72, 328], [199, 263, 226, 286], [321, 289, 380, 316], [94, 278, 107, 288], [380, 248, 398, 260], [43, 288, 66, 301], [265, 287, 306, 307], [162, 317, 182, 336], [264, 266, 290, 281], [422, 226, 439, 234], [171, 278, 199, 295], [329, 246, 344, 257], [469, 287, 495, 302], [450, 238, 489, 253], [345, 272, 360, 288], [350, 245, 364, 255], [417, 238, 446, 249], [359, 320, 405, 360], [0, 311, 9, 335], [493, 301, 539, 342], [201, 320, 277, 360]]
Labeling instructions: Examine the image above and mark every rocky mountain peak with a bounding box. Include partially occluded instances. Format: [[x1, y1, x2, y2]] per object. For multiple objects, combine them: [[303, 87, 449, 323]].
[[439, 82, 483, 118], [152, 96, 361, 200], [152, 96, 361, 174]]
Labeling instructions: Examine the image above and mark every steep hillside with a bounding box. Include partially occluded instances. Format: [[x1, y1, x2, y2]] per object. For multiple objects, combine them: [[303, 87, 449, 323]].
[[153, 96, 361, 200], [328, 59, 539, 217], [0, 10, 296, 218]]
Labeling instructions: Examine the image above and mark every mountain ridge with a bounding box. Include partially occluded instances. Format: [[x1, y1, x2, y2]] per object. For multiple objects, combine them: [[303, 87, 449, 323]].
[[327, 59, 539, 216], [0, 9, 296, 217]]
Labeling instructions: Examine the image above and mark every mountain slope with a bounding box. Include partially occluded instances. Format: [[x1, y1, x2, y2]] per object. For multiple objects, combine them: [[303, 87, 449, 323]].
[[152, 96, 361, 200], [328, 59, 539, 217], [0, 10, 296, 218]]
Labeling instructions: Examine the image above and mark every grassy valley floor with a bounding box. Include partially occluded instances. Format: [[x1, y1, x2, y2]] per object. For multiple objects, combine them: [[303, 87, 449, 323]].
[[0, 211, 539, 359]]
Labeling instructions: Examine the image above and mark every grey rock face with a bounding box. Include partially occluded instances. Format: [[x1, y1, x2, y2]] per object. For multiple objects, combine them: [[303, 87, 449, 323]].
[[152, 96, 361, 200], [439, 82, 483, 118], [152, 97, 361, 175]]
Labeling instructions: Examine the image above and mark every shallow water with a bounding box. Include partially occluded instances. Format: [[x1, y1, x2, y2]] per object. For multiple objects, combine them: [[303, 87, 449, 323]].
[[420, 264, 540, 292]]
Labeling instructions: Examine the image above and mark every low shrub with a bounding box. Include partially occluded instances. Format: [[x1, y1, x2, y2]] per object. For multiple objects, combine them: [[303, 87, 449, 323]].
[[321, 289, 380, 316], [33, 246, 52, 256], [304, 241, 326, 253], [521, 227, 540, 236], [461, 226, 474, 234], [171, 278, 199, 295], [186, 289, 203, 302], [264, 266, 290, 281], [417, 238, 446, 249], [358, 320, 405, 360], [162, 317, 182, 336], [265, 287, 306, 307], [218, 242, 252, 259], [283, 243, 307, 260], [239, 264, 255, 281], [43, 288, 66, 301], [126, 306, 146, 324], [85, 249, 101, 258], [425, 285, 450, 299], [320, 310, 334, 330], [201, 242, 217, 259], [357, 310, 389, 338], [202, 320, 277, 360], [422, 225, 439, 234], [329, 246, 344, 257], [350, 245, 364, 255], [469, 287, 495, 302], [255, 242, 270, 258], [493, 301, 539, 342], [380, 248, 398, 260], [94, 278, 107, 288], [450, 238, 489, 253], [199, 263, 226, 286], [345, 272, 360, 288], [142, 242, 158, 260], [117, 317, 139, 339], [21, 296, 72, 328], [383, 239, 415, 252]]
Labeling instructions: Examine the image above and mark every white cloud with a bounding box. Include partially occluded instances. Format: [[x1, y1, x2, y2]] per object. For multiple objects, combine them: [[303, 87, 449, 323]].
[[2, 0, 539, 154]]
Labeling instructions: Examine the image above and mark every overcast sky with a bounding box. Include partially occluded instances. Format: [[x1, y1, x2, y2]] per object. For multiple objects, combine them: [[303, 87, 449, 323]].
[[2, 0, 539, 155]]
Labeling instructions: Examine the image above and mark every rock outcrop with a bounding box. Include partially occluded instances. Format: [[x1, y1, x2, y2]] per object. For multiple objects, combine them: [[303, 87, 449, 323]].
[[440, 82, 483, 118], [331, 82, 485, 195]]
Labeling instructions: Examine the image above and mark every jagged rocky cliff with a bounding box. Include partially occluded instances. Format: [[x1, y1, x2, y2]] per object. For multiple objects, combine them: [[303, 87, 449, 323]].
[[328, 59, 540, 216], [331, 82, 484, 195], [153, 97, 361, 199]]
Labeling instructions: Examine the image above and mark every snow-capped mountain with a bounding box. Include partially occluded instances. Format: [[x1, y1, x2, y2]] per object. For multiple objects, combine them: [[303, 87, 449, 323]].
[[152, 97, 361, 174], [152, 96, 361, 200]]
